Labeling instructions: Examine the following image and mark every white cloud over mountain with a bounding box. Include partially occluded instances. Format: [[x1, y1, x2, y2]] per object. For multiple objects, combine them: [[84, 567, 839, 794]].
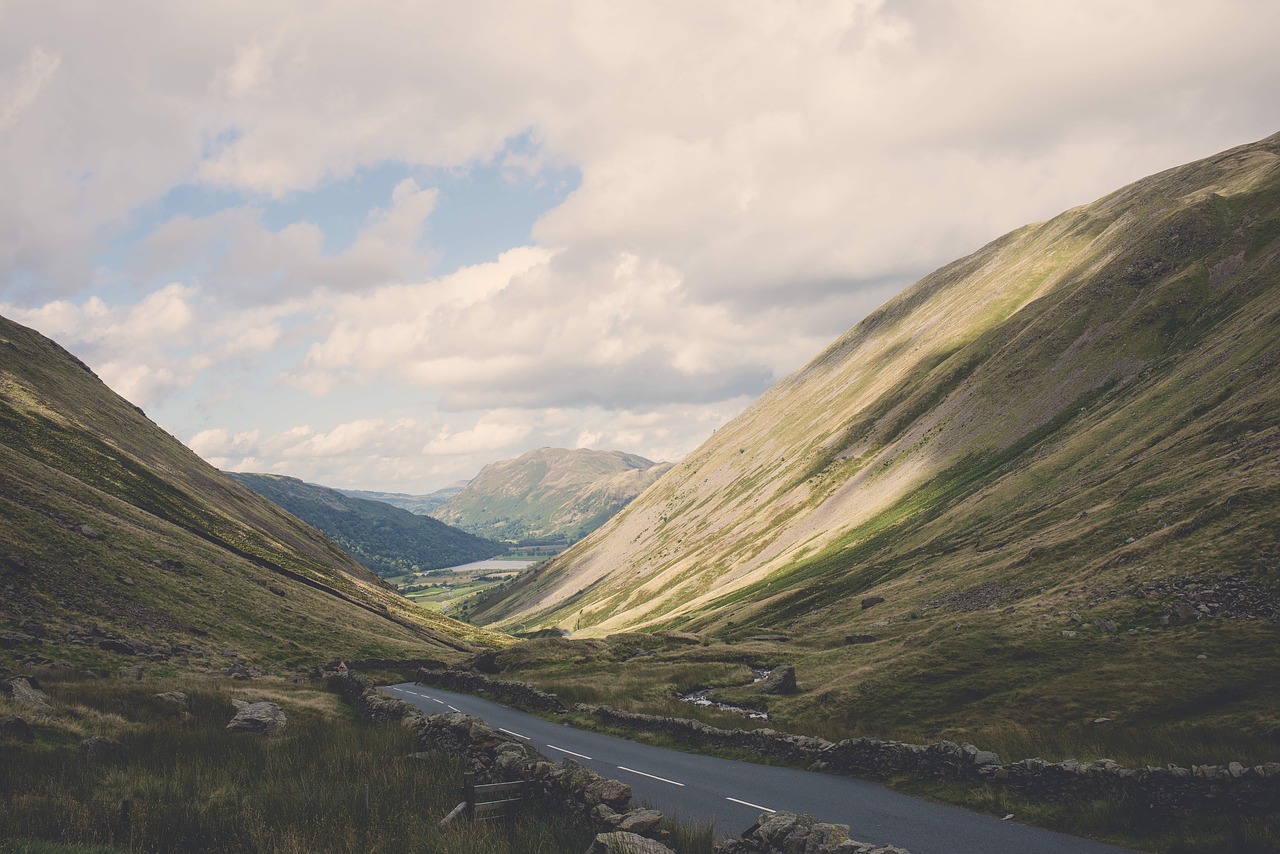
[[2, 0, 1278, 489]]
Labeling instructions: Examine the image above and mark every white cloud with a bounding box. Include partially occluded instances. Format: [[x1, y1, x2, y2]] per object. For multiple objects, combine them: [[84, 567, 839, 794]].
[[132, 178, 438, 302], [3, 1, 1279, 489], [0, 46, 61, 132]]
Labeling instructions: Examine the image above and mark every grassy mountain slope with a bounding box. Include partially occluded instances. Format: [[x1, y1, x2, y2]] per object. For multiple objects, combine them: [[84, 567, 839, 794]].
[[228, 472, 503, 577], [0, 315, 508, 673], [431, 447, 673, 543], [472, 134, 1280, 738], [339, 482, 467, 515]]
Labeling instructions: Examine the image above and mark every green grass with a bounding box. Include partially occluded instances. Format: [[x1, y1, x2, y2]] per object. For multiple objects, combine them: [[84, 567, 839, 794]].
[[0, 672, 596, 853]]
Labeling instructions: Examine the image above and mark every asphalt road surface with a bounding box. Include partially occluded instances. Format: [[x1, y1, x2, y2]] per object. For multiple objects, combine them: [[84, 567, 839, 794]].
[[381, 682, 1133, 854]]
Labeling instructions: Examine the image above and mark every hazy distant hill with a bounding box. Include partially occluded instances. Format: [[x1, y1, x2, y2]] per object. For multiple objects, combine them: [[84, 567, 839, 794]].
[[431, 448, 673, 543], [338, 482, 467, 515], [230, 473, 503, 577], [0, 314, 507, 673], [473, 134, 1280, 735]]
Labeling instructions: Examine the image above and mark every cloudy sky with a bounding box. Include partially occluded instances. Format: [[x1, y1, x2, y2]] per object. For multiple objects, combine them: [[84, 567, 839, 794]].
[[2, 1, 1277, 492]]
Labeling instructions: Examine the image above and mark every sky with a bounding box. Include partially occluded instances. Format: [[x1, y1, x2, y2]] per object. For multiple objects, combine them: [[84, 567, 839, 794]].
[[2, 1, 1278, 493]]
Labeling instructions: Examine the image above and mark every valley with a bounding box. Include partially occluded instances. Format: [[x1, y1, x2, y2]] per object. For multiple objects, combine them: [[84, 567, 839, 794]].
[[2, 131, 1278, 854]]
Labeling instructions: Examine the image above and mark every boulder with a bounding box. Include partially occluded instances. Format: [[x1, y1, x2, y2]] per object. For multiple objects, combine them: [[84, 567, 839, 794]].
[[587, 831, 677, 854], [1, 677, 49, 708], [860, 597, 886, 610], [616, 808, 664, 835], [80, 735, 123, 757], [0, 715, 35, 742], [119, 665, 144, 680], [582, 777, 632, 810], [226, 700, 286, 734], [154, 691, 189, 711], [756, 665, 797, 695], [843, 635, 878, 645], [224, 662, 264, 679]]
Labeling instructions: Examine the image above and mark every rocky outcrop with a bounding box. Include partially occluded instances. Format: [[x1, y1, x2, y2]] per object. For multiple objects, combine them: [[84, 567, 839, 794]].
[[1139, 573, 1280, 623], [1, 676, 49, 708], [226, 700, 286, 734], [416, 666, 566, 713], [715, 812, 909, 854], [587, 831, 677, 854]]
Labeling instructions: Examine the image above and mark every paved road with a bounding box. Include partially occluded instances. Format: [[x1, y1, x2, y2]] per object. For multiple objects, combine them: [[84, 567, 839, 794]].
[[381, 682, 1132, 854]]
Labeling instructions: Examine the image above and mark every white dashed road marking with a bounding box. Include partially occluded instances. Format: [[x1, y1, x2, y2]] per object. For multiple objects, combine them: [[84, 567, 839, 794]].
[[616, 766, 684, 787], [546, 744, 593, 761], [726, 796, 776, 813], [499, 728, 531, 740]]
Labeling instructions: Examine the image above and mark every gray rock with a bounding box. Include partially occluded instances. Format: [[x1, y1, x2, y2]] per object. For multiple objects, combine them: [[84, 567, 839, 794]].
[[616, 808, 664, 835], [861, 596, 886, 610], [587, 831, 677, 854], [154, 691, 189, 710], [119, 665, 144, 680], [224, 662, 264, 679], [0, 715, 35, 742], [757, 665, 797, 695], [1094, 618, 1119, 633], [2, 677, 49, 708], [226, 700, 286, 734]]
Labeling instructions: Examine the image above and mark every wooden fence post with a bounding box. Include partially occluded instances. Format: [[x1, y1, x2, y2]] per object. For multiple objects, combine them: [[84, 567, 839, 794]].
[[462, 773, 476, 820], [117, 797, 130, 845]]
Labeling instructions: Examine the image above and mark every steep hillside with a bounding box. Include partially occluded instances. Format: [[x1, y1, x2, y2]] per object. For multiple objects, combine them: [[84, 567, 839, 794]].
[[228, 473, 503, 577], [338, 482, 467, 515], [472, 134, 1280, 735], [431, 448, 673, 543], [0, 315, 508, 674]]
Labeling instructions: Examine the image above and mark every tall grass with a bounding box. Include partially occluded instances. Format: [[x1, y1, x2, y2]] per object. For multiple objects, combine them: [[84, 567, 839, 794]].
[[0, 673, 595, 853]]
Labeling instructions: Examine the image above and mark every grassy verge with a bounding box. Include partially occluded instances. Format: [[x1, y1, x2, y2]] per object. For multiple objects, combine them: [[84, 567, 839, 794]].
[[0, 670, 596, 853], [465, 637, 1280, 853]]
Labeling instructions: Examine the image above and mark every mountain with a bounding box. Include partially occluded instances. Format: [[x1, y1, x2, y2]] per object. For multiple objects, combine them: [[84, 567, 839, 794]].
[[338, 482, 467, 515], [228, 473, 504, 578], [472, 134, 1280, 732], [430, 448, 674, 544], [0, 314, 507, 673]]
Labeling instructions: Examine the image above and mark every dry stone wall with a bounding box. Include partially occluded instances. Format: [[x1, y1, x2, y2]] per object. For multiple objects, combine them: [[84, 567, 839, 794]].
[[415, 665, 567, 713], [579, 703, 1280, 816], [338, 672, 903, 853]]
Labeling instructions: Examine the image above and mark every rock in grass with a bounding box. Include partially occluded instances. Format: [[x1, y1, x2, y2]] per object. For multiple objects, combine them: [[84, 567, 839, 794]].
[[1, 677, 49, 708], [0, 715, 35, 742], [154, 691, 189, 710], [80, 735, 123, 757], [226, 700, 286, 733], [756, 665, 797, 695], [587, 831, 677, 854]]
